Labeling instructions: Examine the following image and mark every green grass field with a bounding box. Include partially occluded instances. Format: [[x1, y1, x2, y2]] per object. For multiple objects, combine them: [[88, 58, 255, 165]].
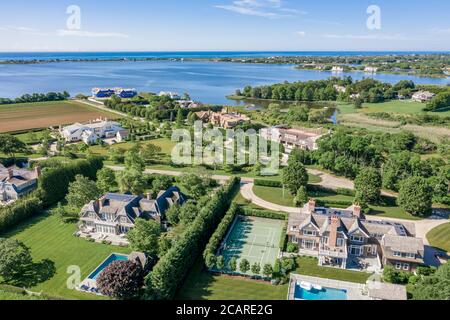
[[0, 289, 46, 300], [0, 100, 120, 133], [339, 100, 450, 117], [252, 185, 422, 221], [426, 223, 450, 252], [90, 138, 177, 157], [177, 260, 288, 300], [294, 257, 372, 284], [1, 213, 130, 300], [220, 217, 283, 276]]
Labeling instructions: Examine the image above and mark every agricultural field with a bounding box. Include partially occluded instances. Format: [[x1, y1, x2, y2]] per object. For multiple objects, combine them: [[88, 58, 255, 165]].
[[0, 100, 120, 133], [1, 213, 130, 300]]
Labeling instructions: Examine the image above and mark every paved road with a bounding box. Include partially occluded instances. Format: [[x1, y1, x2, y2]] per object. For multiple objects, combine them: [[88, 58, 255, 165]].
[[77, 99, 130, 118]]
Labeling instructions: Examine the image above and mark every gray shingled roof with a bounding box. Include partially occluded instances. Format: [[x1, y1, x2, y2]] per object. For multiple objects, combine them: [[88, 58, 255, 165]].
[[367, 282, 407, 300]]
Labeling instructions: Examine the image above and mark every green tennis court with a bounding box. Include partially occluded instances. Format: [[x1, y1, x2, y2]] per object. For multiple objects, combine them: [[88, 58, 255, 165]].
[[221, 216, 284, 275]]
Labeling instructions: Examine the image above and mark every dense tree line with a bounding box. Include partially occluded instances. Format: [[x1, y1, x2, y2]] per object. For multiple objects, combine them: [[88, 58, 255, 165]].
[[0, 197, 43, 233], [203, 203, 238, 262], [145, 177, 240, 300], [104, 94, 221, 122], [238, 77, 411, 104], [36, 156, 103, 207], [0, 92, 70, 105]]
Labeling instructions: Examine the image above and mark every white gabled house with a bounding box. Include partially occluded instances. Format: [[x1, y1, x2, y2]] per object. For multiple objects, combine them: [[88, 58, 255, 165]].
[[60, 119, 128, 145]]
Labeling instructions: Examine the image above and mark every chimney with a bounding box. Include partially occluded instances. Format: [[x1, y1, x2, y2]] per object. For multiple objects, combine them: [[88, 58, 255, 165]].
[[99, 196, 106, 210], [353, 204, 362, 219], [34, 165, 42, 178], [7, 168, 14, 180], [308, 199, 316, 213], [329, 216, 340, 248]]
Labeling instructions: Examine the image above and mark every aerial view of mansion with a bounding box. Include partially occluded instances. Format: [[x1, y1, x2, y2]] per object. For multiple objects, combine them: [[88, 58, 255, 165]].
[[78, 187, 185, 241], [0, 165, 40, 204], [288, 200, 424, 272], [261, 126, 325, 152], [60, 119, 129, 145], [195, 108, 250, 129]]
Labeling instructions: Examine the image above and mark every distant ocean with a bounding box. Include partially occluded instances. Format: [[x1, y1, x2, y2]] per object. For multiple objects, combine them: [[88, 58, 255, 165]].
[[0, 51, 449, 61]]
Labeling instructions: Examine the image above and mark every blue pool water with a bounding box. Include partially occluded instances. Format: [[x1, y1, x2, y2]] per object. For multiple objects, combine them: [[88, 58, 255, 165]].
[[295, 285, 348, 301], [88, 254, 129, 280]]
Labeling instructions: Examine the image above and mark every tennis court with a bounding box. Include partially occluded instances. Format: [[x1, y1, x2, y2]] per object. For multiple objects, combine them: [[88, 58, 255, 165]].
[[220, 216, 284, 275]]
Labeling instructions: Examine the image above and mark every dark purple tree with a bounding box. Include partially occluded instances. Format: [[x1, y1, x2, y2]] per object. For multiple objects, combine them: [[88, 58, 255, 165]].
[[97, 260, 144, 299]]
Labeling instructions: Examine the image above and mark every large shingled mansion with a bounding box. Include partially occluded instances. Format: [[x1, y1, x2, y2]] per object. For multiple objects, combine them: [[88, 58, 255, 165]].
[[287, 200, 424, 272]]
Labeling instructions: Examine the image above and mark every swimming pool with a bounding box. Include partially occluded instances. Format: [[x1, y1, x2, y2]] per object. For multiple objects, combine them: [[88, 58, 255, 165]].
[[88, 253, 129, 280], [294, 285, 348, 300]]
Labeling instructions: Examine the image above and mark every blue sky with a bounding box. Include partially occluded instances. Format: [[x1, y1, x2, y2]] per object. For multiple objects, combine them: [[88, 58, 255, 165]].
[[0, 0, 449, 51]]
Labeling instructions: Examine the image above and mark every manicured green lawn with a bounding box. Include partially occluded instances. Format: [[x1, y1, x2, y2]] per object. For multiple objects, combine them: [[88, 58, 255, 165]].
[[427, 223, 450, 252], [295, 257, 372, 284], [1, 213, 130, 300], [253, 185, 354, 208], [90, 138, 177, 157], [0, 289, 46, 300], [252, 185, 422, 221], [177, 260, 288, 300], [339, 100, 450, 117]]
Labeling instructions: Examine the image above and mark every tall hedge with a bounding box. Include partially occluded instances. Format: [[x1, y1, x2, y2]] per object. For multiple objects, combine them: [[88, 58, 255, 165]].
[[238, 207, 287, 220], [254, 179, 282, 188], [203, 203, 238, 261], [0, 197, 43, 233], [37, 157, 103, 206], [146, 177, 240, 300]]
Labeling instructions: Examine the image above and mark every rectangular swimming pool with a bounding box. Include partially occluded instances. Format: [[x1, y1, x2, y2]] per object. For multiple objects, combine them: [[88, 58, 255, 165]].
[[294, 285, 348, 300], [88, 253, 129, 280]]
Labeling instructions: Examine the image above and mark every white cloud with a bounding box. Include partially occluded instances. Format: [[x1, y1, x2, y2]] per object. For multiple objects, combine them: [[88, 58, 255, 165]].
[[57, 30, 129, 38], [214, 0, 303, 18], [431, 27, 450, 34], [296, 31, 306, 37]]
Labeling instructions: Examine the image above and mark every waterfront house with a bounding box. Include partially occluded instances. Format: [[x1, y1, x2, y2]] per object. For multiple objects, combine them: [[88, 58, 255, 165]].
[[287, 200, 424, 272], [364, 66, 378, 74], [158, 91, 181, 100], [411, 91, 436, 102], [60, 119, 127, 145], [331, 66, 344, 73], [78, 187, 186, 238], [92, 88, 137, 99], [261, 126, 324, 152], [0, 165, 40, 203]]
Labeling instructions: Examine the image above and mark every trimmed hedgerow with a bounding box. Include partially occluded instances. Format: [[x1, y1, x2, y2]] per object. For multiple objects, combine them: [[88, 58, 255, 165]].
[[36, 156, 103, 207], [146, 177, 240, 300], [0, 197, 43, 233], [238, 207, 287, 220], [203, 203, 239, 261], [254, 179, 282, 188]]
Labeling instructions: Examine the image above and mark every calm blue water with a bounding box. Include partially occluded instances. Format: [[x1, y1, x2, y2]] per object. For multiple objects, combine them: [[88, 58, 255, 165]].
[[0, 52, 448, 104], [295, 285, 348, 301], [88, 254, 129, 280], [0, 60, 448, 105], [1, 51, 448, 61]]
